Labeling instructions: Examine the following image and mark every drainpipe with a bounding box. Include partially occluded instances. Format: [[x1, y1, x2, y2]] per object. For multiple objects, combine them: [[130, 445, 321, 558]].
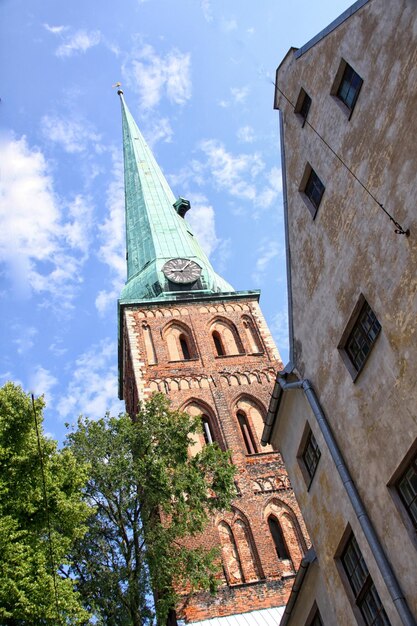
[[274, 374, 416, 626]]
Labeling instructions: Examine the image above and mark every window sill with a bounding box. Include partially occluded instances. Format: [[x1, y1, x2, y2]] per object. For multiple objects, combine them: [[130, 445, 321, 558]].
[[168, 358, 199, 364], [245, 451, 279, 460], [214, 353, 245, 359]]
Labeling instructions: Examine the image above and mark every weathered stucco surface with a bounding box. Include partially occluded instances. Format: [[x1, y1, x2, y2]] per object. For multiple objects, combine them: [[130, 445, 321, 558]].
[[270, 0, 417, 624]]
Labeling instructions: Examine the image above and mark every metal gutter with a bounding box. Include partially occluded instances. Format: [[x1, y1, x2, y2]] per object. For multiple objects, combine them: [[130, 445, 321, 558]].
[[262, 109, 295, 445], [271, 374, 416, 626], [280, 548, 316, 626], [294, 0, 371, 59], [279, 111, 295, 368]]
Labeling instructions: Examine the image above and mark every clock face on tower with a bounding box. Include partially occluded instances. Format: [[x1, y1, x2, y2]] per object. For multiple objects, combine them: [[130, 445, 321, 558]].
[[162, 258, 202, 284]]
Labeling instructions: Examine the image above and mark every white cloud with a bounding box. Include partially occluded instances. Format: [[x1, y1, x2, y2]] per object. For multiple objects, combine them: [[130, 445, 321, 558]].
[[29, 366, 58, 405], [41, 114, 101, 153], [95, 151, 126, 315], [170, 141, 280, 215], [237, 125, 255, 143], [49, 341, 68, 357], [144, 117, 173, 148], [231, 86, 249, 103], [213, 237, 232, 274], [0, 135, 92, 306], [43, 24, 68, 35], [63, 194, 94, 254], [13, 326, 37, 354], [218, 85, 249, 108], [124, 44, 191, 110], [220, 18, 237, 32], [200, 139, 263, 202], [185, 195, 219, 257], [251, 239, 282, 284], [0, 372, 21, 387], [256, 166, 282, 209], [200, 0, 213, 22], [57, 339, 124, 420], [56, 29, 101, 58], [271, 306, 289, 361]]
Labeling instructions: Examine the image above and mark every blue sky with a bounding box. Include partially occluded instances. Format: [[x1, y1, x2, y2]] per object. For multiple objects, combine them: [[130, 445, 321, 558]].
[[1, 0, 353, 441]]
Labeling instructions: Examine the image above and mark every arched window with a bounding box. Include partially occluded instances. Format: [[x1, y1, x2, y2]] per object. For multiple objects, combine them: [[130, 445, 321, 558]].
[[234, 518, 262, 582], [212, 331, 225, 356], [235, 396, 272, 452], [179, 334, 191, 360], [218, 521, 244, 585], [242, 316, 262, 353], [268, 515, 290, 561], [163, 322, 196, 361], [142, 323, 157, 365], [202, 415, 214, 444], [218, 511, 263, 585], [183, 401, 220, 456], [237, 410, 257, 455], [210, 318, 243, 356], [264, 500, 307, 572]]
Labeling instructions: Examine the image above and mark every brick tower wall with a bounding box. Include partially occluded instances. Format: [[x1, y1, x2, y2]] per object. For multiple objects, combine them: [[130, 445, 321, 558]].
[[121, 294, 309, 622]]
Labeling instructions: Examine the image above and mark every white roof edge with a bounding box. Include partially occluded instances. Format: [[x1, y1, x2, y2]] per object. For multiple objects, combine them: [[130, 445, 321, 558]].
[[183, 605, 286, 626]]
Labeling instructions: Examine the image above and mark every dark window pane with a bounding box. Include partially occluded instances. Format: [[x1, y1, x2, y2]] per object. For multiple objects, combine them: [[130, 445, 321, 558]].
[[337, 63, 363, 112], [361, 584, 391, 626], [179, 334, 191, 360], [305, 170, 325, 212], [302, 430, 321, 480], [268, 516, 290, 561], [342, 537, 368, 597], [346, 302, 381, 372], [299, 93, 312, 122], [213, 331, 225, 356], [237, 411, 257, 455], [397, 454, 417, 529], [202, 416, 214, 444], [341, 535, 391, 626]]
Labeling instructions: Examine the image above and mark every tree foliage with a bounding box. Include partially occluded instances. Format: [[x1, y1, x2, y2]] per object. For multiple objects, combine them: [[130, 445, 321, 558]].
[[66, 393, 236, 625], [0, 382, 91, 624]]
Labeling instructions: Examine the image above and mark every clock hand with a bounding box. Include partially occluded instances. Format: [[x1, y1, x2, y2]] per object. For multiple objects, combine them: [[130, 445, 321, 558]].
[[181, 260, 191, 270]]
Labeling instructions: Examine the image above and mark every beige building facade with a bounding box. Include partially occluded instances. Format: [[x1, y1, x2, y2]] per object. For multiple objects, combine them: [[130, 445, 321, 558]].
[[262, 1, 417, 625]]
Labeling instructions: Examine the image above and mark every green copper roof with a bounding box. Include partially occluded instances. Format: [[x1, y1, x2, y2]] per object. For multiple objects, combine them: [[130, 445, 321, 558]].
[[118, 91, 234, 302]]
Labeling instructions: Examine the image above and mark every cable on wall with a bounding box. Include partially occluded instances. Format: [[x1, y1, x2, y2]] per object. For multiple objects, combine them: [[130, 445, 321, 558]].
[[274, 82, 410, 237]]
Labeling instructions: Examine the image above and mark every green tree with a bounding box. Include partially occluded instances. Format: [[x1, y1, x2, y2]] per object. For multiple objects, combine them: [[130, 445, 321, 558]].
[[0, 382, 91, 624], [66, 393, 236, 625]]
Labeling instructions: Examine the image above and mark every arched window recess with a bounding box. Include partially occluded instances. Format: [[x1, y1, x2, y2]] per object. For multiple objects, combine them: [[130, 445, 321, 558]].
[[210, 318, 243, 357], [202, 415, 214, 444], [268, 515, 291, 561], [237, 410, 257, 455], [163, 321, 196, 362], [212, 330, 225, 356], [242, 316, 263, 354], [179, 334, 191, 360]]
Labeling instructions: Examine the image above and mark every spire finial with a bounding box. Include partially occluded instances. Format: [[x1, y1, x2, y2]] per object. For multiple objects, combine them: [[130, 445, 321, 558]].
[[112, 81, 123, 95]]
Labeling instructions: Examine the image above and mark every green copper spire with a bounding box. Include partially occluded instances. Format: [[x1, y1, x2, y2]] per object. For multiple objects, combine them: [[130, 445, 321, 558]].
[[118, 90, 234, 302]]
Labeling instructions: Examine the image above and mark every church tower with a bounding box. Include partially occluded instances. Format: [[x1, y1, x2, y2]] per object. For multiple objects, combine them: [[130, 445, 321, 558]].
[[117, 90, 309, 624]]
